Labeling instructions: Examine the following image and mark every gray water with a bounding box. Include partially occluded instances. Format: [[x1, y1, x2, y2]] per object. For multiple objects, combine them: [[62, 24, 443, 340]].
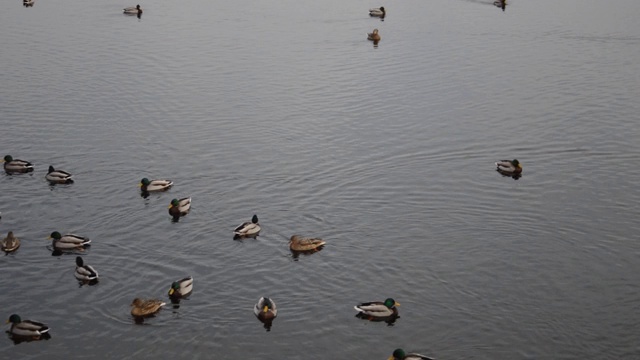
[[1, 0, 640, 358]]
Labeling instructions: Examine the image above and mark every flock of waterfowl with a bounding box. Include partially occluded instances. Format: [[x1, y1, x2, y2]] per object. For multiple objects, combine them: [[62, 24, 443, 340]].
[[7, 3, 520, 359], [2, 149, 522, 358]]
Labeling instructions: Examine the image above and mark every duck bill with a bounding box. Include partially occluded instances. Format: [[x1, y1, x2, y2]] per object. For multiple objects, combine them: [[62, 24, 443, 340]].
[[395, 302, 400, 306], [263, 306, 269, 313], [168, 288, 174, 296]]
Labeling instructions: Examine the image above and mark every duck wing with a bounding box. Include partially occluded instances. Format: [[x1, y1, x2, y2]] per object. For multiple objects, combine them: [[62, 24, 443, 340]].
[[354, 301, 394, 317]]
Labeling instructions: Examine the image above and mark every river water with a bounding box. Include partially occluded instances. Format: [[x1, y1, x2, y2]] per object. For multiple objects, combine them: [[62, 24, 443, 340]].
[[1, 0, 639, 359]]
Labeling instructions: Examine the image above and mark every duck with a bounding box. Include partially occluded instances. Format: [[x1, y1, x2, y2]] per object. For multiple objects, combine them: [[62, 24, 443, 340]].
[[49, 231, 91, 251], [123, 4, 142, 14], [354, 298, 399, 319], [74, 256, 99, 282], [168, 197, 191, 220], [6, 314, 49, 338], [131, 298, 165, 317], [46, 165, 73, 184], [369, 6, 385, 17], [388, 349, 435, 360], [289, 235, 326, 252], [367, 29, 381, 41], [3, 155, 34, 173], [168, 276, 194, 301], [139, 178, 173, 193], [1, 231, 20, 253], [234, 214, 261, 237], [495, 159, 522, 174], [254, 297, 277, 321]]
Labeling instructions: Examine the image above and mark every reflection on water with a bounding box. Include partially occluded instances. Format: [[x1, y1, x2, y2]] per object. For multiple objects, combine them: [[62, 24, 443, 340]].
[[496, 169, 522, 180], [6, 331, 51, 345], [354, 312, 400, 326], [290, 246, 325, 260]]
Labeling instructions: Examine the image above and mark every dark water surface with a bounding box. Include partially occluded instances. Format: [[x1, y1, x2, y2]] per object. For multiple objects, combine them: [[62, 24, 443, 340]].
[[1, 0, 640, 358]]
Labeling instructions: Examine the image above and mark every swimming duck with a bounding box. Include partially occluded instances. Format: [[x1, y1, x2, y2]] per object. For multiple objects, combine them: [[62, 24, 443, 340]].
[[354, 298, 399, 319], [1, 231, 20, 253], [139, 178, 173, 193], [369, 7, 385, 17], [168, 276, 194, 301], [254, 297, 277, 321], [367, 29, 381, 41], [289, 235, 326, 252], [49, 231, 91, 250], [3, 155, 34, 173], [234, 214, 261, 237], [388, 349, 434, 360], [123, 4, 142, 14], [131, 298, 165, 317], [46, 165, 73, 184], [6, 314, 49, 338], [75, 256, 99, 282], [168, 197, 191, 220], [495, 159, 522, 174]]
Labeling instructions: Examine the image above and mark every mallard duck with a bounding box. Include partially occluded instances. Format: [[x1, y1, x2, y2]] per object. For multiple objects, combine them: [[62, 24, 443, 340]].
[[49, 231, 91, 250], [495, 159, 522, 174], [131, 298, 165, 317], [168, 197, 191, 220], [234, 214, 261, 237], [46, 165, 73, 184], [354, 298, 399, 319], [369, 6, 385, 17], [1, 231, 20, 253], [140, 178, 173, 192], [6, 314, 49, 337], [367, 29, 381, 41], [388, 349, 435, 360], [75, 256, 99, 282], [3, 155, 34, 173], [123, 4, 142, 14], [168, 276, 193, 301], [253, 297, 277, 321], [289, 235, 326, 252]]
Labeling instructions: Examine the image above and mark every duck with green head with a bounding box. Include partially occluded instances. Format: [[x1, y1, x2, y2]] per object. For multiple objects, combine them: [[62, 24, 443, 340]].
[[3, 155, 34, 173], [388, 348, 435, 360], [46, 165, 73, 184], [139, 178, 173, 193], [495, 159, 522, 174], [168, 197, 191, 220], [369, 6, 385, 17], [168, 276, 193, 302], [6, 314, 49, 338], [234, 214, 261, 238], [75, 256, 99, 282], [354, 298, 399, 320], [254, 297, 277, 321], [49, 231, 91, 251]]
